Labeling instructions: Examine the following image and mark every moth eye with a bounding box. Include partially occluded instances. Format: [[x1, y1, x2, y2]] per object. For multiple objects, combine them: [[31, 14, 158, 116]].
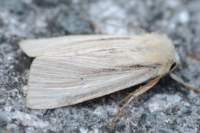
[[170, 62, 177, 71]]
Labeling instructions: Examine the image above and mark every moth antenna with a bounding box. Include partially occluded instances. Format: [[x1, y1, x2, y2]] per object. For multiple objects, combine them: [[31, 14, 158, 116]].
[[109, 77, 160, 129], [80, 16, 103, 33], [170, 73, 200, 93]]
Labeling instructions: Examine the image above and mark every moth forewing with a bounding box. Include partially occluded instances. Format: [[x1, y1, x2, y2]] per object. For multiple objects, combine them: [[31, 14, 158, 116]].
[[27, 56, 160, 109], [22, 33, 178, 109], [19, 35, 126, 57]]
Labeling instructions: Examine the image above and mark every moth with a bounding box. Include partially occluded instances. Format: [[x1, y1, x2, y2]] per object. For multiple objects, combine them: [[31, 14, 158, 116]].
[[19, 33, 180, 109]]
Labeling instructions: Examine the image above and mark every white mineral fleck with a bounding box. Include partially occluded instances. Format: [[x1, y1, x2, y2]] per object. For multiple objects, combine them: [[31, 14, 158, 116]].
[[178, 11, 190, 24], [147, 94, 182, 113]]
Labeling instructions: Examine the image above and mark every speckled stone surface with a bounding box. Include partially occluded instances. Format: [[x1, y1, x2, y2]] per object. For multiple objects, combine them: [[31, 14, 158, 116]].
[[0, 0, 200, 132]]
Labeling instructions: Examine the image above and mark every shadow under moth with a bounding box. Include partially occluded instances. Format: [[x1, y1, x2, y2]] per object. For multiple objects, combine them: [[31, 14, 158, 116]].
[[19, 33, 199, 127]]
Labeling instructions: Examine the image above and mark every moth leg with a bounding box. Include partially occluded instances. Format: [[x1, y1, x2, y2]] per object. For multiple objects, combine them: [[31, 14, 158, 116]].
[[170, 73, 200, 93], [110, 77, 160, 129]]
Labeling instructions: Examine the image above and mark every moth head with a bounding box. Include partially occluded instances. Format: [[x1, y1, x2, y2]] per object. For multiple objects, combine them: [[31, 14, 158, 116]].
[[147, 33, 180, 76], [169, 51, 180, 72]]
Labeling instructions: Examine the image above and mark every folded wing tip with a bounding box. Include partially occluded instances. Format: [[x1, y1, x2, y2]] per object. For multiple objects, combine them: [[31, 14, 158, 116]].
[[26, 98, 52, 109], [19, 40, 36, 57]]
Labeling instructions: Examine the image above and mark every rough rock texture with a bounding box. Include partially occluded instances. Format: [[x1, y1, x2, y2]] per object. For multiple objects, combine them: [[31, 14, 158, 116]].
[[0, 0, 200, 132]]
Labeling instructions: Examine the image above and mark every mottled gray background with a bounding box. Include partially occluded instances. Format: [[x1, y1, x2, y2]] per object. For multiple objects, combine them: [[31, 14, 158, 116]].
[[0, 0, 200, 133]]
